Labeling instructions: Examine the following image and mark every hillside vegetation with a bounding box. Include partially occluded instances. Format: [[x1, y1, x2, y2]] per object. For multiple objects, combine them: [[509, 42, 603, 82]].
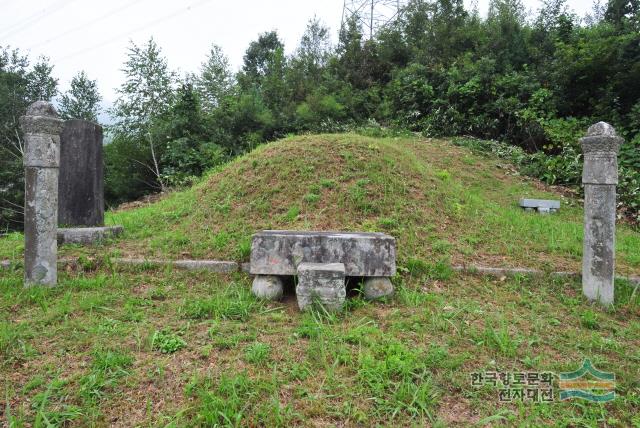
[[1, 134, 639, 426]]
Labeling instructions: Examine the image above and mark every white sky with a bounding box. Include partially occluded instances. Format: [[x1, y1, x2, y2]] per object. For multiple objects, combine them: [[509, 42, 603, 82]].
[[1, 0, 595, 106]]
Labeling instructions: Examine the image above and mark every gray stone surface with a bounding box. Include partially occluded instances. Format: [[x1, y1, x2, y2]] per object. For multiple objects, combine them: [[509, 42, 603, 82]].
[[296, 262, 346, 311], [111, 258, 239, 273], [252, 275, 284, 300], [174, 260, 238, 273], [580, 122, 623, 305], [519, 198, 560, 213], [362, 277, 394, 300], [57, 226, 124, 245], [21, 101, 64, 287], [59, 119, 104, 227], [250, 230, 396, 276]]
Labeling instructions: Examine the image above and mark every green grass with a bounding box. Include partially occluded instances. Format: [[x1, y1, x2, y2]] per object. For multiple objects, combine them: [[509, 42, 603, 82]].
[[0, 267, 638, 426], [1, 134, 639, 425]]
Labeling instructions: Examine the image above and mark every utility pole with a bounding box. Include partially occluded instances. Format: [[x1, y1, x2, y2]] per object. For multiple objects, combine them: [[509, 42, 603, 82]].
[[341, 0, 407, 40]]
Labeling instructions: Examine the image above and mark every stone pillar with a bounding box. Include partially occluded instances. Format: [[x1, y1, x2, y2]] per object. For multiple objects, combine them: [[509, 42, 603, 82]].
[[580, 122, 624, 305], [21, 101, 64, 287], [58, 119, 104, 226]]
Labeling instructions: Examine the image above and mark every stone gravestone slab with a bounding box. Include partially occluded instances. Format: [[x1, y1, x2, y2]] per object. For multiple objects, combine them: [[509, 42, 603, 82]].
[[58, 119, 104, 227]]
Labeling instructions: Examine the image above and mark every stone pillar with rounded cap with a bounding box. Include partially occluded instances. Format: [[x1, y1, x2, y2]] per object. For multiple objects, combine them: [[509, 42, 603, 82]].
[[580, 122, 624, 305], [21, 101, 64, 287]]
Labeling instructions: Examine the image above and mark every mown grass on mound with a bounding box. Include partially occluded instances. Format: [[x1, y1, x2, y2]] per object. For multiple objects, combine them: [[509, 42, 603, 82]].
[[85, 133, 640, 275]]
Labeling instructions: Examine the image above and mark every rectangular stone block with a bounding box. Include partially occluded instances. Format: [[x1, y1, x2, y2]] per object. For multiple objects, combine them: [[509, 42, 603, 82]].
[[296, 262, 346, 311], [58, 119, 104, 227], [250, 230, 396, 276], [57, 226, 123, 245]]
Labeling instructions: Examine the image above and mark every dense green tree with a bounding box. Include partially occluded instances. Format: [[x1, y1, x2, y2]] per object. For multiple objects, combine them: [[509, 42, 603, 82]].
[[241, 31, 284, 85], [58, 71, 101, 121], [0, 48, 58, 231], [109, 38, 175, 194], [196, 44, 233, 111], [25, 57, 57, 101], [5, 0, 640, 225]]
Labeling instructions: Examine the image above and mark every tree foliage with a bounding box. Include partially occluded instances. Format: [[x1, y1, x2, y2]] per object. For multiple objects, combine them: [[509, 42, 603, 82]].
[[2, 0, 640, 230], [58, 71, 101, 121]]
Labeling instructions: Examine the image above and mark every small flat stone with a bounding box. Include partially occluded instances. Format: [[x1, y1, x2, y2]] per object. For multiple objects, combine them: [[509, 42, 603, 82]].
[[519, 199, 560, 210]]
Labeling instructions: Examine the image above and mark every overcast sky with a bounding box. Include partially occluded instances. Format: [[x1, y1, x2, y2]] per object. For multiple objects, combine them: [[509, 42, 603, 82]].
[[2, 0, 596, 106]]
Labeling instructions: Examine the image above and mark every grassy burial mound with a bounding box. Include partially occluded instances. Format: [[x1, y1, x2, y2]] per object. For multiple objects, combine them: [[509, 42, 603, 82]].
[[88, 134, 640, 274], [1, 134, 639, 426]]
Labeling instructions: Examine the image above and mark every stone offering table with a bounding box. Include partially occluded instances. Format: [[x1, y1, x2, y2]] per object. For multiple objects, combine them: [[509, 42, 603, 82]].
[[249, 230, 396, 310]]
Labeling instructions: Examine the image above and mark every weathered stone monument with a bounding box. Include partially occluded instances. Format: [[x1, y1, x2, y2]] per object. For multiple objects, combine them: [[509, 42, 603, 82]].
[[250, 230, 396, 311], [580, 122, 623, 305], [21, 101, 64, 286], [55, 118, 123, 245], [58, 119, 104, 226]]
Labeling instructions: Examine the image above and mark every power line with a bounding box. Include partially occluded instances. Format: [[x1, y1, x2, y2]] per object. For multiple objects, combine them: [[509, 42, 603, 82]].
[[57, 0, 211, 63], [0, 0, 80, 40], [27, 0, 148, 50]]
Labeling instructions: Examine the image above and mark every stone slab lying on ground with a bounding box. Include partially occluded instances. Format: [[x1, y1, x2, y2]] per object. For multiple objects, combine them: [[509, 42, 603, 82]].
[[519, 198, 560, 213], [250, 230, 396, 276], [112, 258, 239, 273], [57, 226, 124, 245], [453, 265, 640, 286], [296, 262, 346, 311]]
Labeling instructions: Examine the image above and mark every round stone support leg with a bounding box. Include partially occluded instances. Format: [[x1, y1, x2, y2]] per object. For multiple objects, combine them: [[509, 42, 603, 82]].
[[252, 275, 284, 300], [362, 277, 394, 300]]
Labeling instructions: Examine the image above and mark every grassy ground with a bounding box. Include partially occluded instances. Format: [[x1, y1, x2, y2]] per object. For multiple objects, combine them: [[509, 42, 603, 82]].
[[1, 134, 639, 426], [1, 265, 639, 426]]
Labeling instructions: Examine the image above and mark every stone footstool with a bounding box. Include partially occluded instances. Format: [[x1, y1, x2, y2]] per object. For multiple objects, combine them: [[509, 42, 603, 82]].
[[296, 263, 346, 311]]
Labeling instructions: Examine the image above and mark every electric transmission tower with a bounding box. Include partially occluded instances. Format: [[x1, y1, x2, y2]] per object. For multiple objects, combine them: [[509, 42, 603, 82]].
[[341, 0, 408, 40]]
